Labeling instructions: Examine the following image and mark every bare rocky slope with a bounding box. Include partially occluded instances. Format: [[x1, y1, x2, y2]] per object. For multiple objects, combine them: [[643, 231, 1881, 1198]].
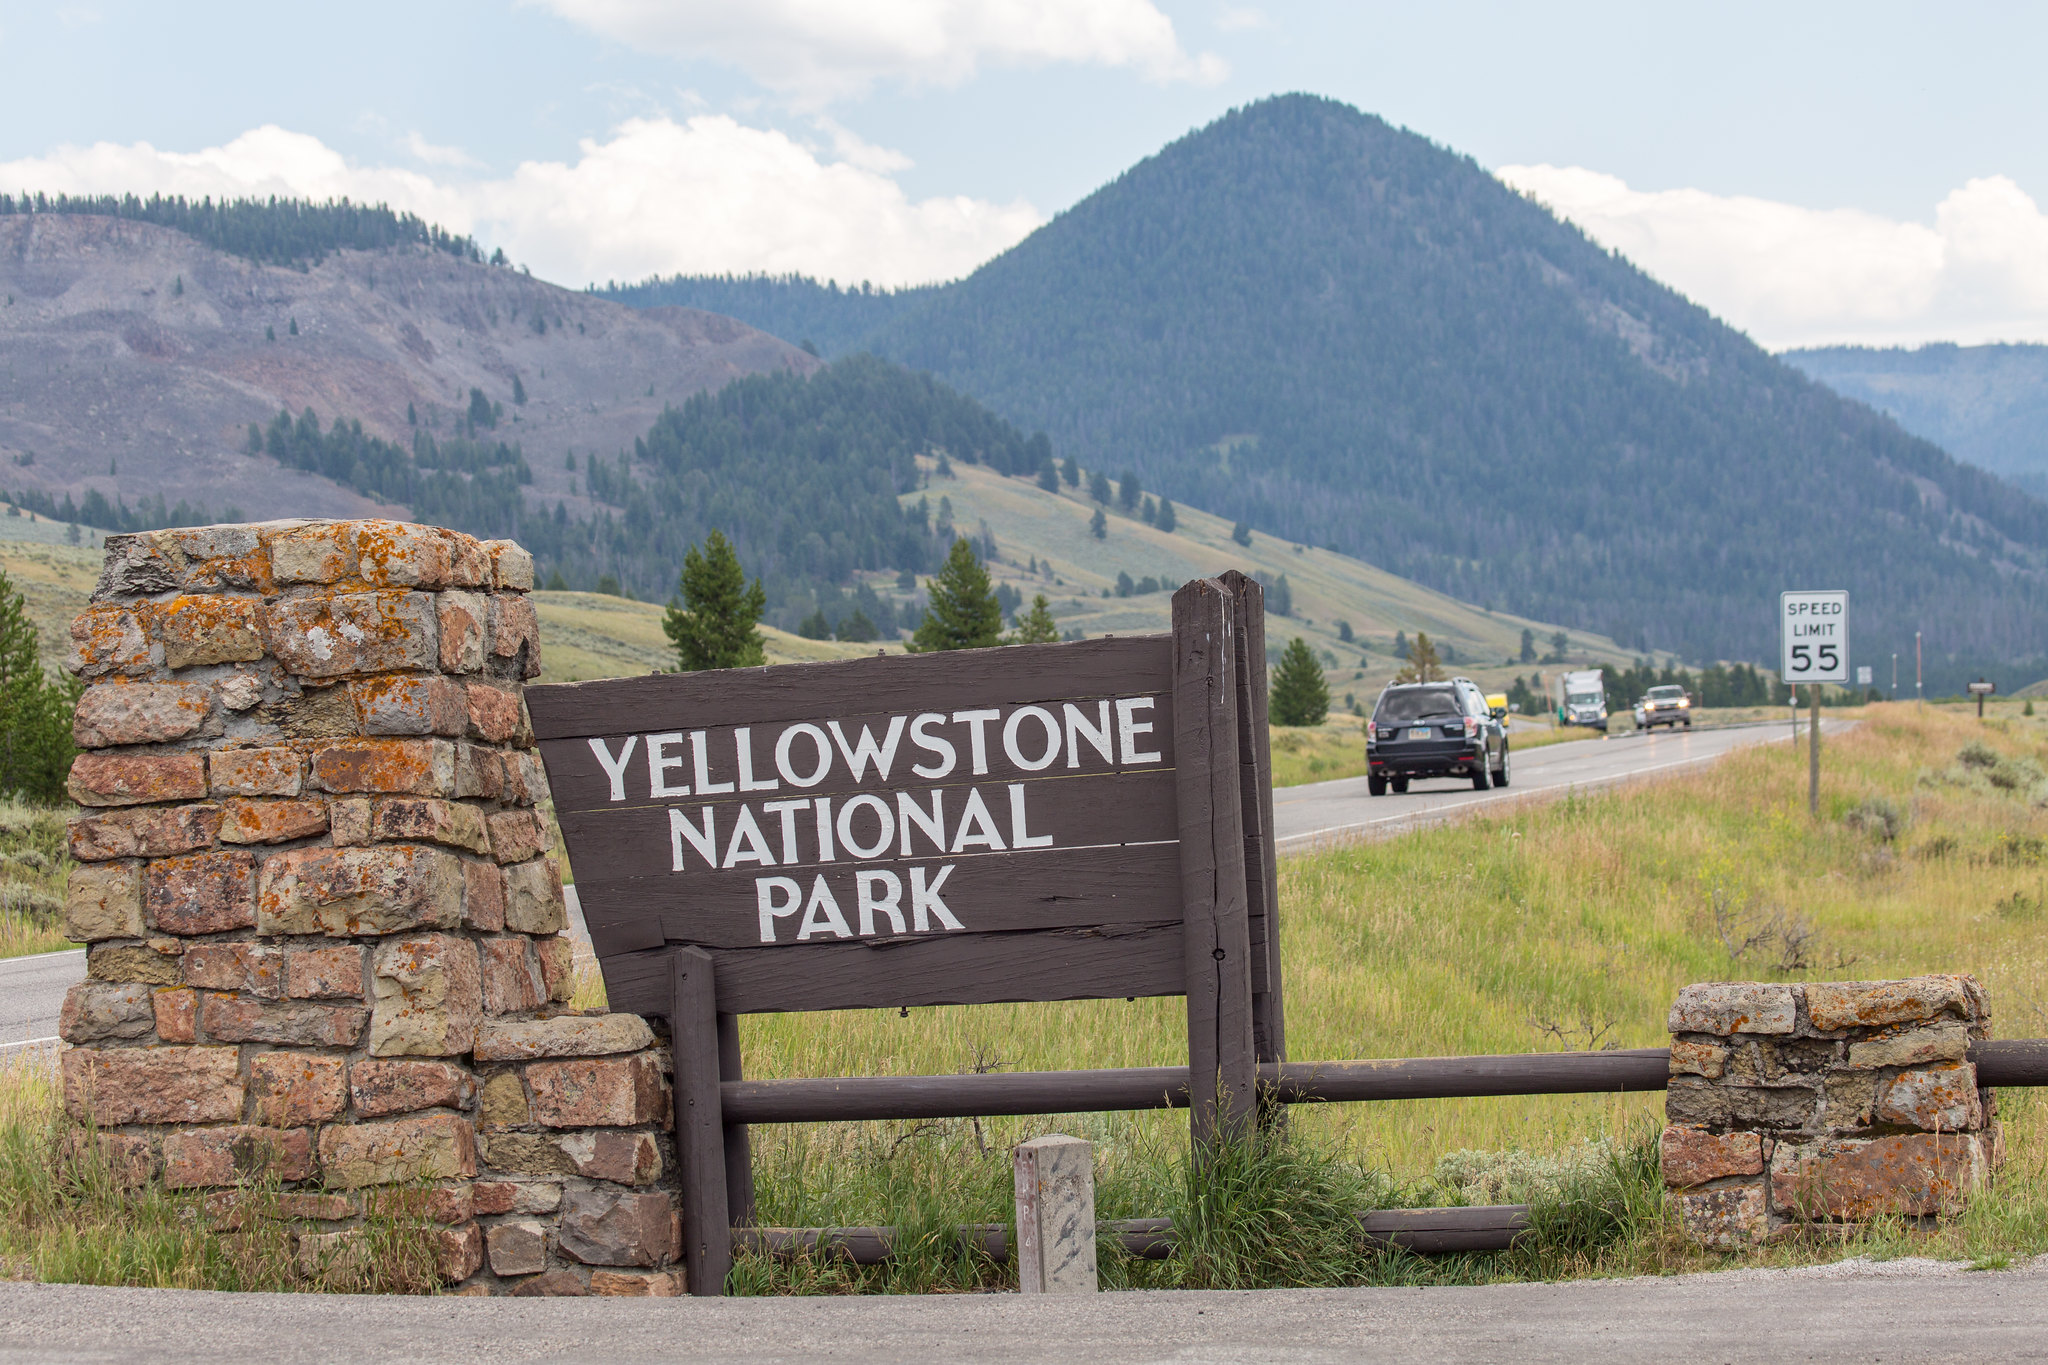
[[0, 214, 817, 521]]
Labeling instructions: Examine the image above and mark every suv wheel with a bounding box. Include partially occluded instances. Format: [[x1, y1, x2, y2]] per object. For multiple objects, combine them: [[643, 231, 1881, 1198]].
[[1391, 776, 1409, 794], [1470, 757, 1492, 791], [1367, 774, 1387, 797], [1493, 742, 1510, 788]]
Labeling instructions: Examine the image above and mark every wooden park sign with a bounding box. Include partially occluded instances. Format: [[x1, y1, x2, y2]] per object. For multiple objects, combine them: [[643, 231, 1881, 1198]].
[[525, 572, 1284, 1294]]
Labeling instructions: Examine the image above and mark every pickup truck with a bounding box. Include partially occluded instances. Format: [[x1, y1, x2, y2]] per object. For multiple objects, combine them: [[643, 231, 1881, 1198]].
[[1634, 683, 1693, 732]]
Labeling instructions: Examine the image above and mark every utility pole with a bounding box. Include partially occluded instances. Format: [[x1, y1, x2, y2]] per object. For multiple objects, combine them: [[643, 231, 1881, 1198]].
[[1808, 683, 1821, 816], [1891, 652, 1898, 701], [1916, 631, 1923, 703]]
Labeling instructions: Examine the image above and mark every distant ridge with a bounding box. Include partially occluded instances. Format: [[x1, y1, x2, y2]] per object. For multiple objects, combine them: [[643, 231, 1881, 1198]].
[[0, 192, 481, 269], [602, 94, 2048, 690]]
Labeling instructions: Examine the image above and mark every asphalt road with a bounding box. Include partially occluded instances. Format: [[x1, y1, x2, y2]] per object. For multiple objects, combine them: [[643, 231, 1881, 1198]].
[[0, 948, 80, 1059], [1273, 720, 1849, 851], [0, 1257, 2042, 1363]]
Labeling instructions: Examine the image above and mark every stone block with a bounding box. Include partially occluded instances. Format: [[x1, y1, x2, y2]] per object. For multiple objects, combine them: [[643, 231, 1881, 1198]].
[[367, 1185, 474, 1225], [151, 594, 265, 668], [474, 1181, 561, 1215], [351, 675, 467, 738], [1847, 1022, 1972, 1069], [164, 1125, 313, 1188], [264, 591, 438, 678], [248, 1052, 348, 1126], [1668, 982, 1796, 1037], [436, 592, 487, 674], [463, 859, 505, 932], [153, 986, 196, 1042], [528, 1054, 666, 1128], [1876, 1063, 1982, 1132], [88, 941, 180, 985], [481, 937, 546, 1014], [330, 798, 371, 846], [218, 798, 330, 845], [480, 1072, 531, 1128], [63, 862, 145, 940], [295, 1228, 370, 1283], [372, 798, 490, 853], [268, 524, 357, 584], [1770, 1133, 1990, 1220], [73, 682, 211, 748], [285, 945, 364, 999], [487, 809, 548, 865], [1659, 1126, 1764, 1188], [536, 936, 575, 1004], [182, 941, 282, 996], [269, 684, 358, 740], [354, 522, 454, 589], [91, 534, 181, 600], [490, 594, 541, 678], [257, 844, 461, 936], [70, 804, 222, 860], [318, 1112, 476, 1188], [487, 1221, 550, 1277], [1665, 1077, 1818, 1131], [201, 994, 367, 1047], [446, 533, 492, 589], [473, 1014, 654, 1062], [465, 683, 524, 743], [486, 540, 535, 591], [57, 981, 155, 1043], [1805, 976, 1977, 1032], [66, 605, 153, 678], [1669, 1039, 1729, 1079], [309, 737, 456, 796], [349, 1058, 476, 1117], [435, 1223, 486, 1284], [510, 1269, 589, 1297], [68, 752, 207, 807], [209, 747, 303, 797], [590, 1270, 684, 1297], [154, 526, 270, 592], [453, 743, 505, 801], [1671, 1182, 1766, 1248], [369, 933, 481, 1056], [63, 1130, 158, 1188], [1014, 1133, 1096, 1296], [503, 857, 565, 934], [145, 850, 257, 934], [558, 1131, 662, 1186], [217, 672, 263, 711], [479, 1134, 579, 1177], [1823, 1071, 1877, 1129], [557, 1190, 672, 1268], [62, 1045, 242, 1125]]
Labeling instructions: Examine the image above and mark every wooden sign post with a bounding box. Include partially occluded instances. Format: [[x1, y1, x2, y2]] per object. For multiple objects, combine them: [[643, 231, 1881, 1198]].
[[526, 575, 1281, 1295]]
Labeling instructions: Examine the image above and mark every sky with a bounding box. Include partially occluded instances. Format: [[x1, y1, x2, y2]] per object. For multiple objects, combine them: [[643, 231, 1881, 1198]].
[[0, 0, 2043, 350]]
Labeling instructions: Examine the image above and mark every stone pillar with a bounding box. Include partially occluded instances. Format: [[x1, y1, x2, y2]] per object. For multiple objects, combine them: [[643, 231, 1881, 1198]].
[[58, 519, 681, 1295], [1013, 1134, 1097, 1294], [1663, 975, 1998, 1246]]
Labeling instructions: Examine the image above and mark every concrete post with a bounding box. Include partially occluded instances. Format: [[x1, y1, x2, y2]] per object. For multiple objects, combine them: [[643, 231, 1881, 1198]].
[[1013, 1134, 1096, 1294]]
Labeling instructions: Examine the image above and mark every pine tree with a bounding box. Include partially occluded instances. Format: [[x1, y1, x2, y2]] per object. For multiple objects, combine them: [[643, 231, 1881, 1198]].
[[1060, 456, 1079, 487], [1011, 594, 1058, 644], [1269, 637, 1330, 726], [835, 609, 876, 643], [910, 537, 1003, 652], [1156, 497, 1176, 533], [663, 530, 767, 671], [1269, 573, 1293, 617], [288, 317, 298, 335], [0, 568, 78, 802], [1118, 471, 1141, 511], [1520, 627, 1536, 664], [1231, 521, 1251, 546], [1393, 630, 1410, 659], [1396, 631, 1445, 682], [407, 402, 419, 427], [512, 375, 527, 405], [1037, 459, 1059, 493], [1089, 506, 1107, 539], [1089, 469, 1112, 504], [797, 608, 830, 639]]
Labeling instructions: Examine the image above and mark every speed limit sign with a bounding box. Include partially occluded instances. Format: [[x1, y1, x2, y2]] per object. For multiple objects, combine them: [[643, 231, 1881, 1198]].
[[1781, 590, 1848, 684]]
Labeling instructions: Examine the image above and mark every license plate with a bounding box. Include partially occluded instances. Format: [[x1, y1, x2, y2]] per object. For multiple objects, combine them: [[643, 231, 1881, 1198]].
[[1408, 727, 1434, 741]]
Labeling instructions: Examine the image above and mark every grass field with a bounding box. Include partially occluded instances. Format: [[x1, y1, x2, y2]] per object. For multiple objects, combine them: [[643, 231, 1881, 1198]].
[[708, 700, 2048, 1288]]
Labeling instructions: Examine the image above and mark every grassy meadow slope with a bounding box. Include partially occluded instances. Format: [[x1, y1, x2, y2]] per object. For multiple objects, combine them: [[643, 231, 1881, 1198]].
[[908, 458, 1647, 699]]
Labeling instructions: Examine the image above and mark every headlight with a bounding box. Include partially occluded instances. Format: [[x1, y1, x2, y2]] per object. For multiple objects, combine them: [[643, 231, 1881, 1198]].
[[1678, 698, 1689, 708]]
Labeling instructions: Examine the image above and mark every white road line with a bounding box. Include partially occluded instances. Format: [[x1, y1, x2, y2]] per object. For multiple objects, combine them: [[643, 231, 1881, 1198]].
[[0, 1036, 57, 1050], [1273, 739, 1784, 849], [0, 948, 83, 970]]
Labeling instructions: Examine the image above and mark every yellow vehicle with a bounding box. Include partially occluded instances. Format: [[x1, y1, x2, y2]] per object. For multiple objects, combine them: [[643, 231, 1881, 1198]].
[[1485, 691, 1508, 718]]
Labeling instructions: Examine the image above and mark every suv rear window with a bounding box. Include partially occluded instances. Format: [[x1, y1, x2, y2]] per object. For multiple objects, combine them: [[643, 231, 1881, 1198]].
[[1374, 687, 1461, 724]]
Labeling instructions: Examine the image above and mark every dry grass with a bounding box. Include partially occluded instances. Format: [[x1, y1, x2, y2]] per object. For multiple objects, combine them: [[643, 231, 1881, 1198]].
[[0, 1058, 443, 1292], [0, 801, 76, 960]]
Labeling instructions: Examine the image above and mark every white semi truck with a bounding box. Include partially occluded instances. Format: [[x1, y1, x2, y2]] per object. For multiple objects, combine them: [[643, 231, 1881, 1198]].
[[1549, 669, 1609, 731]]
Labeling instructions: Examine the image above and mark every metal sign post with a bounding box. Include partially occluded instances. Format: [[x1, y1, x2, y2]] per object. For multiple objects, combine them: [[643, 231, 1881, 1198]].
[[1969, 679, 1996, 720], [1780, 590, 1849, 816]]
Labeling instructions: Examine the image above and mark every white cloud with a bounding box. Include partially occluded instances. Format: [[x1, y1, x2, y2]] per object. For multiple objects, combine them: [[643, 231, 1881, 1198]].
[[0, 116, 1042, 289], [402, 132, 483, 170], [536, 0, 1226, 103], [1498, 163, 2048, 349]]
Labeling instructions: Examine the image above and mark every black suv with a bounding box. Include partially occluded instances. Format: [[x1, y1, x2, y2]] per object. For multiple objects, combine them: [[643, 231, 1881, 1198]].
[[1366, 678, 1509, 795]]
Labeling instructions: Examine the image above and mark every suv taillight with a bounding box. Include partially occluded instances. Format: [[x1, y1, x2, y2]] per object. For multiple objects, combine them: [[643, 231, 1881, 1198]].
[[1463, 716, 1480, 739], [1366, 720, 1377, 741]]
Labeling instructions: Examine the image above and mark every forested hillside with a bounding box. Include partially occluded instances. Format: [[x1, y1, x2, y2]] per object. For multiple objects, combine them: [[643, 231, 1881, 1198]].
[[605, 95, 2048, 689], [0, 193, 480, 269], [600, 274, 931, 358], [1784, 343, 2048, 499]]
